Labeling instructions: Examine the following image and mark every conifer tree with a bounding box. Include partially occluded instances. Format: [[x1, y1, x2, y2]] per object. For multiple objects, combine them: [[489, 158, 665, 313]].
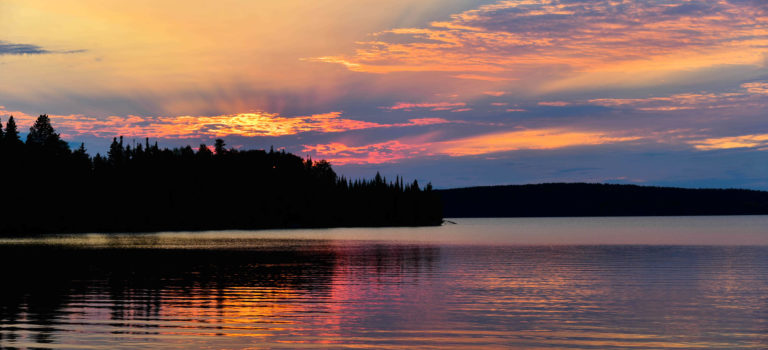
[[27, 114, 56, 145], [214, 139, 227, 155], [108, 137, 123, 164], [27, 114, 69, 153], [4, 116, 21, 146], [72, 143, 91, 168], [197, 144, 213, 158]]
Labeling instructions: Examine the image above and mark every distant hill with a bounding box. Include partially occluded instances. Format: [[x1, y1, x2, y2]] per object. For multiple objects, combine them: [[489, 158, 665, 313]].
[[437, 183, 768, 217]]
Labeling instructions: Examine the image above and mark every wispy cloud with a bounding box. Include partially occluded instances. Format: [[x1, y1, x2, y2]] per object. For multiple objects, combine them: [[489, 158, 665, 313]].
[[0, 41, 85, 55], [538, 101, 571, 107], [435, 129, 642, 156], [303, 128, 642, 164], [690, 133, 768, 151], [587, 81, 768, 111], [452, 74, 514, 82], [383, 102, 467, 111], [302, 141, 422, 165], [314, 0, 768, 86]]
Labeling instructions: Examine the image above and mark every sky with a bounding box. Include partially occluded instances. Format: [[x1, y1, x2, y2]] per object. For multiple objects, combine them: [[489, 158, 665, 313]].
[[1, 0, 767, 189]]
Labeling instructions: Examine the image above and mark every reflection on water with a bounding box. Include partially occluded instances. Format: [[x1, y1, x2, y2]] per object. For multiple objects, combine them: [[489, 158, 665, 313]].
[[1, 217, 768, 349]]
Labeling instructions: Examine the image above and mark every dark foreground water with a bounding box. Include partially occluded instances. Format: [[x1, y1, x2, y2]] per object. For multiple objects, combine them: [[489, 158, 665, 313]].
[[2, 216, 768, 349]]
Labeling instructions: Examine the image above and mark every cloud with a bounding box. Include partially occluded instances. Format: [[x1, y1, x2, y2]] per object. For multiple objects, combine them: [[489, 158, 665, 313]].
[[0, 108, 454, 139], [690, 133, 768, 150], [303, 128, 642, 164], [452, 74, 513, 82], [0, 41, 85, 55], [538, 101, 571, 107], [432, 129, 642, 156], [302, 141, 422, 165], [741, 82, 768, 95], [587, 81, 768, 111], [383, 102, 467, 111], [313, 0, 768, 91]]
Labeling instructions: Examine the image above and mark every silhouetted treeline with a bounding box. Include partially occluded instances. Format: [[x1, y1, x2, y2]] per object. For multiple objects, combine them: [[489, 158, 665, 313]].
[[439, 183, 768, 217], [0, 115, 442, 234]]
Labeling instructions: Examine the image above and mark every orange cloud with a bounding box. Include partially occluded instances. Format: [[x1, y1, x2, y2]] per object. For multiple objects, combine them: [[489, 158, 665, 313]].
[[538, 101, 571, 107], [434, 129, 641, 156], [452, 74, 513, 82], [303, 128, 642, 164], [690, 133, 768, 151], [741, 82, 768, 95], [314, 0, 768, 92], [0, 108, 453, 139]]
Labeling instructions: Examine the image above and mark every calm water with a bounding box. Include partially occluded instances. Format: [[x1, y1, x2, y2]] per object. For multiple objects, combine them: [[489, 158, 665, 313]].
[[2, 216, 768, 349]]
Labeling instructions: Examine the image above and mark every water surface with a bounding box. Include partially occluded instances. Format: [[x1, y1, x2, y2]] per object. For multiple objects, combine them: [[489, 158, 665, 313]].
[[2, 216, 768, 349]]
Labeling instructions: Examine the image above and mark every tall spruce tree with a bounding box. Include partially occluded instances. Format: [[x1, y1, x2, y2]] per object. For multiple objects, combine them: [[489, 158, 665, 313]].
[[108, 137, 124, 165], [4, 116, 21, 147]]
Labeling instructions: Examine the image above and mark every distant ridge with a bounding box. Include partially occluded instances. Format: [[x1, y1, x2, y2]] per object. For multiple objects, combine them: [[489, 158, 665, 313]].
[[437, 183, 768, 217]]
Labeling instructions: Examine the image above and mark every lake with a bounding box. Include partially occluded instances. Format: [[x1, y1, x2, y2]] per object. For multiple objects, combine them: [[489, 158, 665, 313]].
[[2, 216, 768, 349]]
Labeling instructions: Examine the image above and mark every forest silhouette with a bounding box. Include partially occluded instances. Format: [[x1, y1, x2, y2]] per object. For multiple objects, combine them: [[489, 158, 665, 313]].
[[0, 115, 443, 234]]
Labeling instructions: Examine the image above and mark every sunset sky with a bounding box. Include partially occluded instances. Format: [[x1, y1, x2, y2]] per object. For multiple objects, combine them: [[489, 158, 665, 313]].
[[2, 0, 767, 189]]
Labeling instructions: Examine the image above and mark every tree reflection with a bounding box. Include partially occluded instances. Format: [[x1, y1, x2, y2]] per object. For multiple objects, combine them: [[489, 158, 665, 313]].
[[0, 242, 440, 346]]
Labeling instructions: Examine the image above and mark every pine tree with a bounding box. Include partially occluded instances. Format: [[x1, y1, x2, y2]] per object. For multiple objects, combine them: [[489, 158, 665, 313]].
[[214, 139, 227, 155], [4, 116, 21, 146], [72, 143, 91, 169], [27, 114, 56, 145], [108, 137, 123, 165], [27, 114, 69, 154], [197, 144, 213, 158]]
